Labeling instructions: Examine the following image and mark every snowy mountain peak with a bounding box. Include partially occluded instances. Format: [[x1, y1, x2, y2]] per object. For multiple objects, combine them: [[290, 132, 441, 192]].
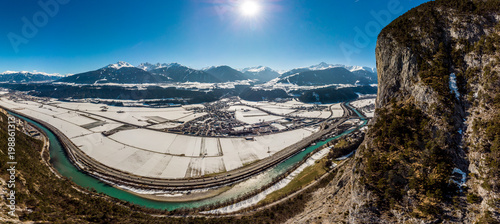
[[1, 70, 65, 77], [137, 62, 184, 71], [348, 65, 365, 72], [345, 65, 377, 73], [306, 62, 344, 71], [241, 66, 272, 73], [306, 63, 376, 73], [202, 65, 230, 71], [105, 61, 135, 70], [138, 62, 167, 71], [317, 62, 330, 68], [165, 62, 182, 68]]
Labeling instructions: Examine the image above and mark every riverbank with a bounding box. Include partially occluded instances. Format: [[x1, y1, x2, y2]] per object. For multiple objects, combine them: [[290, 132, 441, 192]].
[[123, 186, 232, 202], [0, 101, 367, 213]]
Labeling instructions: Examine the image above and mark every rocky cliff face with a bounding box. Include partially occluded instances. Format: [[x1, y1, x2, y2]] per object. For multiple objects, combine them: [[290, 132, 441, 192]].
[[287, 1, 500, 223]]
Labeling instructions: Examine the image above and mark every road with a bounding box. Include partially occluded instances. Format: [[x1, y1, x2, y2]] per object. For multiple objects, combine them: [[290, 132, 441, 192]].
[[3, 102, 360, 191]]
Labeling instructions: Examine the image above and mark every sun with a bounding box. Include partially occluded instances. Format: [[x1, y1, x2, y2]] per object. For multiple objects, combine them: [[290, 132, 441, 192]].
[[240, 1, 261, 17]]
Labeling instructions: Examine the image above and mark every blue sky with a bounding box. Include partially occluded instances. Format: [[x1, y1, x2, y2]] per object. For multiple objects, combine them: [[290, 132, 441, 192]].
[[0, 0, 430, 75]]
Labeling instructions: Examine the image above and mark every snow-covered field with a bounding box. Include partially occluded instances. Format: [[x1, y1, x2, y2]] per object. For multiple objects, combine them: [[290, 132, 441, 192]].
[[107, 127, 318, 177], [258, 105, 295, 115], [287, 103, 343, 119], [0, 96, 323, 179], [330, 103, 344, 117], [240, 99, 315, 109], [53, 80, 255, 91], [350, 98, 374, 108], [204, 146, 333, 214], [350, 98, 376, 118], [148, 122, 182, 130], [55, 111, 98, 126], [228, 105, 282, 124], [0, 98, 93, 138], [89, 123, 124, 132], [236, 100, 343, 119], [252, 81, 358, 92], [53, 101, 201, 126]]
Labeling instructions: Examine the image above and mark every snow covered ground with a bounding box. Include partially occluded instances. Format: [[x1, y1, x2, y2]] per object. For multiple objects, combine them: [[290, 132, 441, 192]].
[[107, 127, 318, 177], [228, 105, 282, 124], [0, 96, 324, 179], [350, 98, 374, 108], [258, 105, 295, 115], [330, 103, 344, 117], [350, 98, 376, 118], [55, 111, 98, 126], [288, 111, 327, 118], [0, 99, 93, 138], [53, 80, 255, 90], [238, 100, 343, 119], [204, 146, 333, 214], [53, 101, 201, 126], [240, 99, 315, 109], [287, 103, 342, 119], [253, 80, 358, 92], [148, 122, 183, 130]]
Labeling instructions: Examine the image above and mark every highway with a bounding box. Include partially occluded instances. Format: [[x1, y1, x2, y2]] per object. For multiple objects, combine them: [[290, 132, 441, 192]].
[[3, 102, 361, 191]]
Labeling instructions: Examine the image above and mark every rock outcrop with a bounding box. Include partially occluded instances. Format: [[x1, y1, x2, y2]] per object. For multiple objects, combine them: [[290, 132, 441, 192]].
[[287, 1, 500, 223]]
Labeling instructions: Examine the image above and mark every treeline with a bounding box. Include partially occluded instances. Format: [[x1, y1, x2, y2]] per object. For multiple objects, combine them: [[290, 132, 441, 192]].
[[327, 134, 364, 161], [297, 86, 377, 104], [239, 88, 290, 101], [0, 84, 237, 104], [0, 82, 378, 106]]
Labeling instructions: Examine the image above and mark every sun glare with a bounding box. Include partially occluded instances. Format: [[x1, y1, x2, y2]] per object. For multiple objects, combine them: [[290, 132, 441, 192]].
[[240, 1, 260, 17]]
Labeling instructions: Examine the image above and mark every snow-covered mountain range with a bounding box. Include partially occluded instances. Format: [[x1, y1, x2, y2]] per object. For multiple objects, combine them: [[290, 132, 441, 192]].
[[103, 61, 135, 70], [137, 62, 183, 72], [0, 71, 65, 83], [2, 62, 376, 84], [304, 62, 377, 73]]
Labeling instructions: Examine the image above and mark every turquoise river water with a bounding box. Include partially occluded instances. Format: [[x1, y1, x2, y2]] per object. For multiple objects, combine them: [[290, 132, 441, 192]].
[[10, 105, 366, 210]]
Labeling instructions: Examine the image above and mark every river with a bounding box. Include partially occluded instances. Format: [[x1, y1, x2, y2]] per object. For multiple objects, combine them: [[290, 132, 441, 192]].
[[10, 104, 366, 211]]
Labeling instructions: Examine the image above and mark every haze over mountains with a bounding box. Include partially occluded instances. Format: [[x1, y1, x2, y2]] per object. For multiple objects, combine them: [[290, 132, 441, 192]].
[[240, 66, 281, 82], [3, 62, 377, 86], [0, 71, 64, 83]]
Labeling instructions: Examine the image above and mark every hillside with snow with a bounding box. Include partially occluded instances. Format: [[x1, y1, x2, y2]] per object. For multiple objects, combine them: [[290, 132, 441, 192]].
[[0, 71, 65, 83]]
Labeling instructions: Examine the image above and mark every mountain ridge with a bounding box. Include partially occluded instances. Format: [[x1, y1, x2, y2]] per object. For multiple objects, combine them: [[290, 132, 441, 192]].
[[276, 66, 377, 86], [203, 65, 248, 82], [0, 71, 64, 83], [6, 62, 376, 84], [57, 62, 169, 84], [241, 66, 281, 82]]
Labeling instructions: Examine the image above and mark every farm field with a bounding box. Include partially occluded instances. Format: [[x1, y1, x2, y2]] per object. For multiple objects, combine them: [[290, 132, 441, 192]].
[[350, 98, 375, 117], [0, 96, 326, 179]]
